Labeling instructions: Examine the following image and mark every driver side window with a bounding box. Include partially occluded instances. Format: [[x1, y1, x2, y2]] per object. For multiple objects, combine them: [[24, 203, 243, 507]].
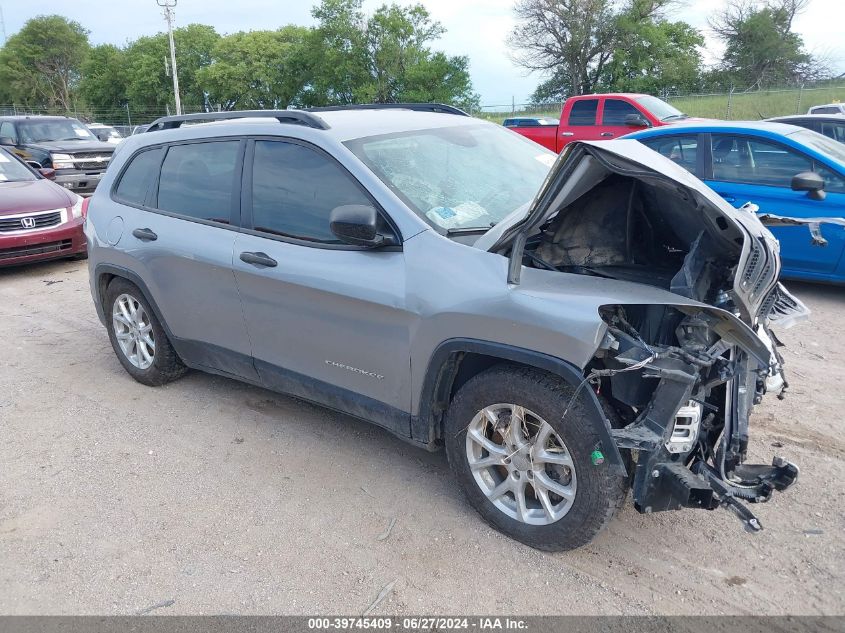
[[250, 140, 377, 244]]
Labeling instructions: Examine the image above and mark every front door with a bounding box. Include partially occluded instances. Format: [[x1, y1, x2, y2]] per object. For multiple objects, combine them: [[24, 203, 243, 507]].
[[232, 138, 413, 434], [704, 134, 845, 277]]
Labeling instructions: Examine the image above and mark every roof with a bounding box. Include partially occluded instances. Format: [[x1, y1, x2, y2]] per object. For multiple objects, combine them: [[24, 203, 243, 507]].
[[630, 119, 805, 136], [141, 108, 484, 144], [768, 113, 845, 122], [0, 115, 72, 121], [568, 93, 649, 99]]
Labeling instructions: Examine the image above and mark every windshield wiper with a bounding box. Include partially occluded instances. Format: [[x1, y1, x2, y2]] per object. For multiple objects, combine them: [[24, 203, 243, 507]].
[[446, 221, 497, 236], [661, 114, 688, 122]]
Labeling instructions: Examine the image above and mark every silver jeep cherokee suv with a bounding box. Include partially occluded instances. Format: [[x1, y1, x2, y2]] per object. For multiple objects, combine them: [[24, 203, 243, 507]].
[[86, 106, 804, 550]]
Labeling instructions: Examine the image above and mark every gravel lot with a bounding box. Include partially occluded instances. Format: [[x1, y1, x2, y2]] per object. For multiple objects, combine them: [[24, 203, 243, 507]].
[[1, 258, 843, 616]]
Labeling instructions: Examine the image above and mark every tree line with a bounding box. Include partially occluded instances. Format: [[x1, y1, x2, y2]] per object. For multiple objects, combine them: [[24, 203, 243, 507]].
[[0, 0, 835, 118], [509, 0, 833, 103], [0, 0, 480, 118]]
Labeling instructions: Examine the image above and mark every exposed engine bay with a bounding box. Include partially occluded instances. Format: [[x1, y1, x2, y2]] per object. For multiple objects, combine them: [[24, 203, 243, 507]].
[[496, 142, 806, 532]]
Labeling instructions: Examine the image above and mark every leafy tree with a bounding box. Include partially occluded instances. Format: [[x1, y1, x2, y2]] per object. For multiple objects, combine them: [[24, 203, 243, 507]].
[[599, 19, 704, 95], [510, 0, 673, 98], [0, 15, 90, 110], [710, 0, 826, 88], [124, 24, 219, 110], [198, 27, 309, 110], [298, 0, 370, 106], [79, 44, 129, 114], [298, 0, 479, 109]]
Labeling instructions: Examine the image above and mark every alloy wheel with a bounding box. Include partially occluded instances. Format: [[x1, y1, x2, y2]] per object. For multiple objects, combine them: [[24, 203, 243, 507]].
[[112, 293, 155, 370]]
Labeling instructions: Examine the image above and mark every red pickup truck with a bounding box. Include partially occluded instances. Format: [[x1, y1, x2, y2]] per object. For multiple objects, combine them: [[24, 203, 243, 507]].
[[508, 93, 691, 152]]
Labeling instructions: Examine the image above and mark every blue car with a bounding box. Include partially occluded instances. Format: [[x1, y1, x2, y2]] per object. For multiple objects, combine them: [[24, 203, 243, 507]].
[[626, 121, 845, 283]]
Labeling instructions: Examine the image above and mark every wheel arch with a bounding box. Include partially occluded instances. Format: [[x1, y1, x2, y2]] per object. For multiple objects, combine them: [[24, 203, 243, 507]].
[[413, 338, 626, 475], [94, 264, 175, 341]]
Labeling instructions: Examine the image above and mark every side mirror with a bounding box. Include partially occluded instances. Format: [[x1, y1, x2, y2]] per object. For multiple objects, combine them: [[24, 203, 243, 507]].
[[330, 204, 394, 247], [0, 136, 15, 145], [624, 113, 651, 128], [791, 171, 826, 201], [38, 167, 56, 181]]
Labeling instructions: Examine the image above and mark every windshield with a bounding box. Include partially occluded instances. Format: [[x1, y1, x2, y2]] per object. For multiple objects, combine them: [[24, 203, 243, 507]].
[[636, 96, 686, 121], [0, 148, 37, 182], [791, 128, 845, 164], [345, 124, 555, 232], [18, 119, 97, 143]]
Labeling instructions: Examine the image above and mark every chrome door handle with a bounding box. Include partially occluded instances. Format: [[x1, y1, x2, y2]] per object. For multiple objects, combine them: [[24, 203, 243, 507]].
[[600, 132, 615, 138], [560, 132, 574, 137], [240, 251, 278, 268], [132, 228, 157, 241]]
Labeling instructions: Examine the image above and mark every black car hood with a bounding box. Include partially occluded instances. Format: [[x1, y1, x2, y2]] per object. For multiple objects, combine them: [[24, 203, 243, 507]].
[[24, 140, 115, 153]]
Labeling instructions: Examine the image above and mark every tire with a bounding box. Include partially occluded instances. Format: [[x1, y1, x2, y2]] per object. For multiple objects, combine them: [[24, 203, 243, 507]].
[[444, 364, 629, 551], [104, 278, 187, 386]]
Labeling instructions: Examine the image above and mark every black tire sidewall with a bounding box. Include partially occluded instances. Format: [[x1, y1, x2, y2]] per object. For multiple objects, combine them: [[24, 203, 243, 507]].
[[104, 279, 183, 386], [444, 364, 627, 551]]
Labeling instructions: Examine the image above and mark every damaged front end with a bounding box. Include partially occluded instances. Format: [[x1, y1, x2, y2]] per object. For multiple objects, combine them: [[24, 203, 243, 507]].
[[594, 302, 798, 531], [485, 139, 808, 531]]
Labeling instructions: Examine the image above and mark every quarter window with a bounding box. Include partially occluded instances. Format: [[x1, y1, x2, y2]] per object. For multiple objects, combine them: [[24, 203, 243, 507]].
[[602, 99, 641, 126], [157, 141, 239, 223], [114, 147, 164, 205], [250, 141, 373, 244], [642, 135, 699, 175], [568, 100, 598, 126], [0, 122, 16, 142]]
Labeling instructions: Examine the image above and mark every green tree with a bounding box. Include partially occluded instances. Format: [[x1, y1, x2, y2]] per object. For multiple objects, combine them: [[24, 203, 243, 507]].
[[298, 0, 370, 106], [198, 27, 309, 110], [710, 0, 826, 88], [79, 44, 129, 115], [124, 24, 219, 110], [0, 15, 90, 109], [510, 0, 674, 98], [600, 19, 704, 95]]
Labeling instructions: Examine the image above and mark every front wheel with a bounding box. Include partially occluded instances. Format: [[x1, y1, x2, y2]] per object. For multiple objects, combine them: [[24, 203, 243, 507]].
[[444, 364, 629, 551]]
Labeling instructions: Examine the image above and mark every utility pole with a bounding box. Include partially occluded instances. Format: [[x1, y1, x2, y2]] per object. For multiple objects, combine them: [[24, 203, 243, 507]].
[[157, 0, 181, 115], [0, 4, 8, 45]]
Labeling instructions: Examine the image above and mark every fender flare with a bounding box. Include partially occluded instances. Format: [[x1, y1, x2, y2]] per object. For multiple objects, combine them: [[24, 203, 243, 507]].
[[93, 263, 175, 340], [415, 338, 627, 475]]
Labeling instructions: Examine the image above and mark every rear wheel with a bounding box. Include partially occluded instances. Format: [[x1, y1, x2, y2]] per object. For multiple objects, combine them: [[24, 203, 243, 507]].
[[444, 364, 629, 551], [104, 278, 187, 386]]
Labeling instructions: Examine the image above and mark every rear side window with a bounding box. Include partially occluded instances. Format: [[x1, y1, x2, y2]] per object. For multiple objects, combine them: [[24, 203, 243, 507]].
[[157, 141, 240, 223], [601, 99, 641, 125], [641, 135, 699, 175], [568, 100, 598, 126], [819, 121, 845, 143], [811, 106, 841, 115], [114, 147, 164, 205], [249, 141, 373, 244]]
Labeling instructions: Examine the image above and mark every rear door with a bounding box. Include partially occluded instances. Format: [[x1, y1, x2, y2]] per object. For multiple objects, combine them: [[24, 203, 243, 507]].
[[560, 98, 601, 147], [704, 133, 845, 277], [112, 139, 256, 379], [231, 138, 413, 433]]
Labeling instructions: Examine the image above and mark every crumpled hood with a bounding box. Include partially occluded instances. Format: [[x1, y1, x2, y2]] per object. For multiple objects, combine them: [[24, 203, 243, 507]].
[[476, 139, 782, 322]]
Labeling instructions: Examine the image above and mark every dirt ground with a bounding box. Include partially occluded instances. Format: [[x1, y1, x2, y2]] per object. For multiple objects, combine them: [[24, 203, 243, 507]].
[[0, 258, 842, 616]]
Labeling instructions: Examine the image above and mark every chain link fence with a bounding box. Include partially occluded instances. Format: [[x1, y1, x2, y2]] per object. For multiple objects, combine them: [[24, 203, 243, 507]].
[[476, 79, 845, 123]]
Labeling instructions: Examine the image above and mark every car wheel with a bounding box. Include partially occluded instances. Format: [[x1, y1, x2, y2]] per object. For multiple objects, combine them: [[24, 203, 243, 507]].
[[105, 278, 187, 386], [444, 364, 629, 551]]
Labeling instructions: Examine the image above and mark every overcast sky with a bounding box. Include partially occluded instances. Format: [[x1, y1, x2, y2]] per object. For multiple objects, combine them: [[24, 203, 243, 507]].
[[1, 0, 843, 106]]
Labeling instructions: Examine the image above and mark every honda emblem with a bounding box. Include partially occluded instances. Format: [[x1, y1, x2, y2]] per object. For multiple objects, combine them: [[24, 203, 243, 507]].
[[21, 217, 36, 229]]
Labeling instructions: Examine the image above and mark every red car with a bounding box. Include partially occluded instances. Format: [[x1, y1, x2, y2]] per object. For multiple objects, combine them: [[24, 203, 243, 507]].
[[508, 93, 697, 153], [0, 147, 87, 266]]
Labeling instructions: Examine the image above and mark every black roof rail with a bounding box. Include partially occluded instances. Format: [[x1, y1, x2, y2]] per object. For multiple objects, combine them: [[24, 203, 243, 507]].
[[144, 110, 330, 132], [305, 103, 470, 116]]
